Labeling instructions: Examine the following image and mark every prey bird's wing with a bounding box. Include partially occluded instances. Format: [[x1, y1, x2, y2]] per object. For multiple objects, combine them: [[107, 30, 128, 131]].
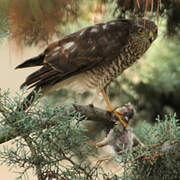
[[16, 19, 131, 90]]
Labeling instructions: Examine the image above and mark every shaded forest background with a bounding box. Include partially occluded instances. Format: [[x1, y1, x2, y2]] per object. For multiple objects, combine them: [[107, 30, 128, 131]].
[[0, 0, 180, 179]]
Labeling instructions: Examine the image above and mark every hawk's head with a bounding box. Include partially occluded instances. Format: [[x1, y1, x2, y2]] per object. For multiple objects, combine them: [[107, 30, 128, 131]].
[[129, 19, 158, 46]]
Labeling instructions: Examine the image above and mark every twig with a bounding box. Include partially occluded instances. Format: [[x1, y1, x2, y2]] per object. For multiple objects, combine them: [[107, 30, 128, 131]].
[[61, 151, 93, 179], [23, 135, 44, 180], [115, 153, 146, 173]]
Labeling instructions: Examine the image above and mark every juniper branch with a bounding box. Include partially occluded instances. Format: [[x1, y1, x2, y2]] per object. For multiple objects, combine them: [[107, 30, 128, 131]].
[[0, 103, 135, 145]]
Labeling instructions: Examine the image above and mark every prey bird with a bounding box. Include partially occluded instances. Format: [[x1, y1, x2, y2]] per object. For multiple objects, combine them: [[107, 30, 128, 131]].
[[16, 18, 158, 128]]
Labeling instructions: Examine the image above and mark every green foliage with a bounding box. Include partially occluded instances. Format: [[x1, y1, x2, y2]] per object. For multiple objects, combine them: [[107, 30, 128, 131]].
[[114, 114, 180, 180], [0, 90, 180, 179], [0, 90, 102, 179], [0, 1, 180, 179]]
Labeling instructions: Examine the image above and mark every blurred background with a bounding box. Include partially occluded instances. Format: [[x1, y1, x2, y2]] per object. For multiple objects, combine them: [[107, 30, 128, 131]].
[[0, 0, 180, 178]]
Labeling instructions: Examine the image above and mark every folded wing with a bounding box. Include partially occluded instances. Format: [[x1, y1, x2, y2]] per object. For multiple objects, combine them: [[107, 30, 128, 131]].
[[16, 19, 131, 91]]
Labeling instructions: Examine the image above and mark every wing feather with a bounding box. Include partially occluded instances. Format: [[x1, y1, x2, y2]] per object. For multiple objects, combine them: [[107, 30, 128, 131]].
[[17, 19, 131, 90]]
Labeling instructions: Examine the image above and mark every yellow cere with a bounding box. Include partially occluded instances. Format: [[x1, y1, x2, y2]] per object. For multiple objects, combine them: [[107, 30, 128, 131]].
[[149, 31, 153, 37]]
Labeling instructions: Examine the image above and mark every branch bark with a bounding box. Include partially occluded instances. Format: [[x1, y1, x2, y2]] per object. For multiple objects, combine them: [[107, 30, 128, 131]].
[[0, 103, 135, 145]]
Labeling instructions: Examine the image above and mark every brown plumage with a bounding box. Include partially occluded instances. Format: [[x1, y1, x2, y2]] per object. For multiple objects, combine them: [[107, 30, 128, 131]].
[[16, 18, 158, 112]]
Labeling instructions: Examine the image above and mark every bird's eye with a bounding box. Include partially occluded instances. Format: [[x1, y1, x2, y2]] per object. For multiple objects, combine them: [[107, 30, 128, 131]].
[[155, 29, 158, 34], [138, 28, 144, 35]]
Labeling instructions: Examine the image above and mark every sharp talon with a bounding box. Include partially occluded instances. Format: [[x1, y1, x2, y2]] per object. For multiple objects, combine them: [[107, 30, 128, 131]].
[[114, 110, 127, 128], [114, 110, 123, 116], [108, 108, 127, 128]]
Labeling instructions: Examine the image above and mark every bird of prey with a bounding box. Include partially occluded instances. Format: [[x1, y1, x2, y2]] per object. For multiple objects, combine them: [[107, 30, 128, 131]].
[[16, 18, 158, 127]]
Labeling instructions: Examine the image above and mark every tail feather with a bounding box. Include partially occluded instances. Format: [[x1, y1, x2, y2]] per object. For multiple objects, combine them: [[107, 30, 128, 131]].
[[15, 53, 45, 69], [28, 71, 63, 89], [20, 67, 59, 89], [18, 86, 43, 111]]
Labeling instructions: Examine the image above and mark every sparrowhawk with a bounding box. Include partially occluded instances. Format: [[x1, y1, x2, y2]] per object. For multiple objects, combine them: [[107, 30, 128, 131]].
[[16, 18, 158, 127]]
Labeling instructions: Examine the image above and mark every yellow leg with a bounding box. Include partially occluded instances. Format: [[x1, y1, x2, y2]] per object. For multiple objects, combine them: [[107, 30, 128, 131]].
[[100, 89, 127, 128]]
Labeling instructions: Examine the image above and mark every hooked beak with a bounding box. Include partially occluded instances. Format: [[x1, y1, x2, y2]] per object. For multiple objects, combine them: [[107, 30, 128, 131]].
[[149, 31, 154, 43]]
